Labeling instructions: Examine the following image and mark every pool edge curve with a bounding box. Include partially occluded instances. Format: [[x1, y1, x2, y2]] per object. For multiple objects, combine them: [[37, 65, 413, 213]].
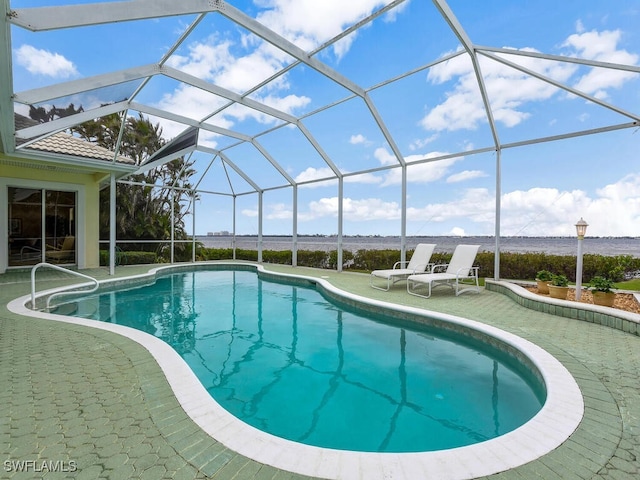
[[8, 262, 585, 480]]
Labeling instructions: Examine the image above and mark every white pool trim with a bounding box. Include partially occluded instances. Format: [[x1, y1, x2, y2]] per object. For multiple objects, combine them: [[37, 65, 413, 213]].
[[9, 262, 584, 480]]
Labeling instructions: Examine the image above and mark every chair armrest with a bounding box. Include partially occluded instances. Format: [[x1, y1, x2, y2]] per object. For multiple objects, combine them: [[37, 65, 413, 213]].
[[432, 263, 448, 273], [393, 260, 409, 269], [455, 266, 480, 278], [412, 262, 435, 273]]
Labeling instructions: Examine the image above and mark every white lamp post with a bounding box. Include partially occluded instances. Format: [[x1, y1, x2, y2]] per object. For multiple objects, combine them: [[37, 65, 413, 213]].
[[575, 218, 588, 301]]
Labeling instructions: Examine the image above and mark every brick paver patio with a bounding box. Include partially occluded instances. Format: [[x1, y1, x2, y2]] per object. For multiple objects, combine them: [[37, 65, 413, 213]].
[[1, 263, 638, 479]]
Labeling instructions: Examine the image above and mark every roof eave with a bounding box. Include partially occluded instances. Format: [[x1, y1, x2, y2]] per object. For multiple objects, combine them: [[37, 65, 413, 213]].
[[6, 149, 138, 175]]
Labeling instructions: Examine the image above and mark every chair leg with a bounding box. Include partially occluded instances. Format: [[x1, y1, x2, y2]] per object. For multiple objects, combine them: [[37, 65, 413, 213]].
[[455, 271, 480, 296], [370, 275, 391, 291], [407, 279, 432, 298]]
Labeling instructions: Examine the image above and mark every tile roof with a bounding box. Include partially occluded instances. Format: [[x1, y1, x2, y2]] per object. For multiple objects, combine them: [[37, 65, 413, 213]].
[[27, 131, 135, 164], [14, 114, 135, 165]]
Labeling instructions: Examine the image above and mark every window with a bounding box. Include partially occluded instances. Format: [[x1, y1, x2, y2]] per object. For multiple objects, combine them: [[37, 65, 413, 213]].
[[8, 187, 76, 267]]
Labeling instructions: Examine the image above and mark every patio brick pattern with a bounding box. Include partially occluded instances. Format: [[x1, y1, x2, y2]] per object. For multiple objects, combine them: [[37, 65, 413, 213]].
[[1, 264, 638, 479]]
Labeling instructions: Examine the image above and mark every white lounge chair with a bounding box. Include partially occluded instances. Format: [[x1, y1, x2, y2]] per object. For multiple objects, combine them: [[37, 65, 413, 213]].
[[407, 244, 480, 298], [370, 243, 436, 291]]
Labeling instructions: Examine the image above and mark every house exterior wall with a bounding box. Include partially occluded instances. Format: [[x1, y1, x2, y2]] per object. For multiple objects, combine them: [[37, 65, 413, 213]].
[[1, 157, 102, 272]]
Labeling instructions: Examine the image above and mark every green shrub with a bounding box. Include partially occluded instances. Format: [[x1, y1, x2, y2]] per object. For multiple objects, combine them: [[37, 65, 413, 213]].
[[263, 250, 292, 265], [536, 270, 553, 281], [298, 250, 331, 268], [99, 250, 157, 266], [551, 274, 569, 287], [129, 246, 640, 286], [235, 249, 259, 262], [199, 248, 234, 260], [353, 249, 402, 271], [588, 276, 616, 293]]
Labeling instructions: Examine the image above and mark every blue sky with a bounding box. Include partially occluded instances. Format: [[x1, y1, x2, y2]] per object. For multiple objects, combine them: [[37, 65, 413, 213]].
[[10, 0, 640, 237]]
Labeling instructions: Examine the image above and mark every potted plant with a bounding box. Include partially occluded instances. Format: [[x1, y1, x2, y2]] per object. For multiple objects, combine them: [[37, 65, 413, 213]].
[[548, 274, 569, 299], [535, 270, 553, 294], [588, 276, 616, 307]]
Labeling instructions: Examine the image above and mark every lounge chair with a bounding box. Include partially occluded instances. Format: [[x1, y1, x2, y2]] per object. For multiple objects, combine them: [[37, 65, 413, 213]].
[[407, 244, 480, 298], [46, 235, 75, 263], [370, 243, 436, 291]]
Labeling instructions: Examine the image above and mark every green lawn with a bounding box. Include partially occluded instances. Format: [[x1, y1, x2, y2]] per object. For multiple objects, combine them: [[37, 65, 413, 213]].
[[617, 278, 640, 291]]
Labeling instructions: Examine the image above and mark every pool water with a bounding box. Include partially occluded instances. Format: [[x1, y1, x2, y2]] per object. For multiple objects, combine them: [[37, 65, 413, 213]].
[[64, 269, 545, 453]]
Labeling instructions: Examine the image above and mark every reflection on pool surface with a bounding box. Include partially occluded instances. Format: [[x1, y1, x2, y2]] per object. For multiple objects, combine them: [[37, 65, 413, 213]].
[[63, 269, 545, 453]]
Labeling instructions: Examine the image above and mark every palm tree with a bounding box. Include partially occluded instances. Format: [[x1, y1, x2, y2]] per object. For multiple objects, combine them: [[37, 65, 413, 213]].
[[31, 105, 197, 258]]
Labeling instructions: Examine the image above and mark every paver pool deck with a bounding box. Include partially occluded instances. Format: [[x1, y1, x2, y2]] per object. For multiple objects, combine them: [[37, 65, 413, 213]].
[[1, 262, 639, 479]]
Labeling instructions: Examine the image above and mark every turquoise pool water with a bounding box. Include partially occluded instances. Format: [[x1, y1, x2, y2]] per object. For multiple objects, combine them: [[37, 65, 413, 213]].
[[63, 269, 545, 453]]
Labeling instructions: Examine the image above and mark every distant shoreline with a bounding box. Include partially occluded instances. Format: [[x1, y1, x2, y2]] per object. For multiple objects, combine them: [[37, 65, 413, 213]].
[[195, 235, 639, 257], [198, 234, 640, 239]]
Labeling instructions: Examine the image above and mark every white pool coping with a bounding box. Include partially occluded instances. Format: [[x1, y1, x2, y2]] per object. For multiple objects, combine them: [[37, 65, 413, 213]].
[[9, 262, 584, 480]]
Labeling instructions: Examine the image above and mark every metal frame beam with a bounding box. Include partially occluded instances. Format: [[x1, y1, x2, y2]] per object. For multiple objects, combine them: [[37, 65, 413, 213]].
[[432, 0, 500, 149], [219, 3, 407, 166], [15, 101, 129, 139], [0, 1, 15, 153], [480, 51, 640, 122], [14, 65, 158, 105], [9, 0, 222, 31]]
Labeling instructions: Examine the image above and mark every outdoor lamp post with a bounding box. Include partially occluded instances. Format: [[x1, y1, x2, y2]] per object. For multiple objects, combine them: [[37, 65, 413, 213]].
[[575, 218, 588, 301]]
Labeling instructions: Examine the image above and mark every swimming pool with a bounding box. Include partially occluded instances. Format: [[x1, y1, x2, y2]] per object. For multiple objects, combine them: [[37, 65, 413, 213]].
[[56, 268, 545, 453], [11, 263, 584, 479]]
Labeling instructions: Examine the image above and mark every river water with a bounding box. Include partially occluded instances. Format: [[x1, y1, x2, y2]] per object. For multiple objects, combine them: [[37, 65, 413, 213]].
[[197, 235, 640, 257]]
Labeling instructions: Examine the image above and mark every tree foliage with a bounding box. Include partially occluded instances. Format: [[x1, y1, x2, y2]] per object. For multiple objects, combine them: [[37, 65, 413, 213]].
[[28, 106, 197, 258], [75, 113, 195, 257]]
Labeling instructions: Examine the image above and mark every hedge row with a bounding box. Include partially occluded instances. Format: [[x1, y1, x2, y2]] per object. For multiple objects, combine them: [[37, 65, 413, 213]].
[[99, 250, 157, 266], [103, 246, 640, 282], [198, 247, 640, 282]]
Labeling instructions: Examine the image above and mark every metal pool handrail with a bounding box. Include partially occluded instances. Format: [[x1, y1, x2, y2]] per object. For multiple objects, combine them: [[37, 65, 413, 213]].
[[31, 262, 99, 311]]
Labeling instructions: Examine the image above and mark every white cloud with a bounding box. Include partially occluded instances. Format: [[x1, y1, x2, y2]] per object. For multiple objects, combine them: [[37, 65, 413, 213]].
[[258, 172, 640, 236], [300, 196, 401, 221], [241, 208, 259, 217], [295, 166, 381, 187], [346, 172, 383, 184], [14, 45, 78, 78], [379, 150, 462, 186], [421, 48, 576, 132], [295, 167, 338, 185], [446, 170, 488, 183], [160, 33, 310, 136], [266, 203, 293, 220], [258, 93, 312, 115], [374, 147, 399, 166], [420, 25, 638, 133], [409, 134, 439, 151], [350, 133, 368, 144], [406, 187, 495, 224], [166, 38, 235, 81], [562, 28, 639, 99], [255, 0, 399, 60], [157, 84, 230, 124]]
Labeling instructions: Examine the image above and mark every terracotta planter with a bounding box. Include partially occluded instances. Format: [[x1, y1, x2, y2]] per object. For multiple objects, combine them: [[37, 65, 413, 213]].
[[592, 291, 616, 307], [536, 279, 550, 294], [548, 285, 569, 299]]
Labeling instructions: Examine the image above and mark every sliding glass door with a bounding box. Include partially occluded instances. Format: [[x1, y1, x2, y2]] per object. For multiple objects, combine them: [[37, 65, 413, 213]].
[[8, 187, 76, 267]]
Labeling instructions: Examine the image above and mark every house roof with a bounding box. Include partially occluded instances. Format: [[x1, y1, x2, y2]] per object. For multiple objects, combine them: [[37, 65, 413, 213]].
[[13, 114, 135, 165], [26, 131, 135, 165]]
